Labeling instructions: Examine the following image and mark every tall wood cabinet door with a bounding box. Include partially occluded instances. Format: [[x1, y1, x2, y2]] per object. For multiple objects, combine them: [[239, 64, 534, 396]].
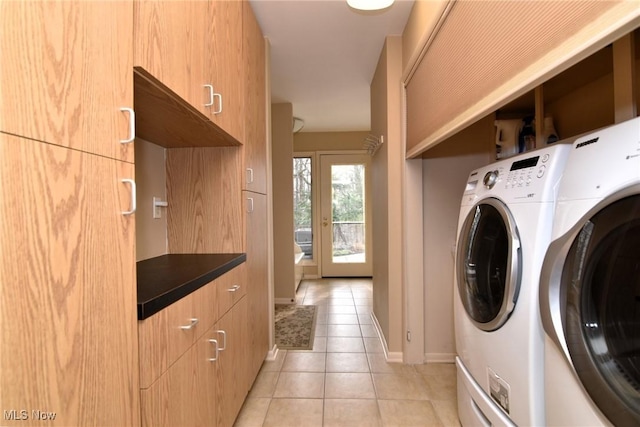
[[134, 0, 208, 115], [243, 1, 267, 194], [245, 193, 270, 383], [208, 0, 244, 143], [215, 297, 249, 427], [0, 134, 139, 426], [0, 1, 134, 162]]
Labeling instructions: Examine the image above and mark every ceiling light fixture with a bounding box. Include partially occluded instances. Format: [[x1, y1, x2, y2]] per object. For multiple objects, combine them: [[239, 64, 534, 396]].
[[347, 0, 394, 11], [293, 117, 305, 133]]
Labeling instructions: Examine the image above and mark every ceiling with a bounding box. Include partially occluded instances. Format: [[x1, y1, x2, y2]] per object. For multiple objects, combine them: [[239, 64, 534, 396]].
[[249, 0, 415, 133]]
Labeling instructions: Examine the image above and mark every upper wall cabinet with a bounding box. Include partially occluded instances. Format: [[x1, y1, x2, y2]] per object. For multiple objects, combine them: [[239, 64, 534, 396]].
[[405, 1, 640, 158], [0, 1, 134, 162], [134, 0, 244, 144], [134, 1, 208, 114], [209, 0, 245, 144], [243, 1, 267, 194]]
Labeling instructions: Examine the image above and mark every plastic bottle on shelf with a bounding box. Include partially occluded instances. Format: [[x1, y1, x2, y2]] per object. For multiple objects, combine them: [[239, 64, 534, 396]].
[[542, 116, 559, 144]]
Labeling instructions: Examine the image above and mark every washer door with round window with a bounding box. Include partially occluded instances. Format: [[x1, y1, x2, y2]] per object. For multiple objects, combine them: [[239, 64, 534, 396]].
[[456, 197, 522, 332], [556, 194, 640, 426]]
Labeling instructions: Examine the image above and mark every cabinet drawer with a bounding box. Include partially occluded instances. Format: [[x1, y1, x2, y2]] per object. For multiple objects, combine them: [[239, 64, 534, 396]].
[[138, 280, 216, 388], [217, 263, 246, 317], [140, 324, 218, 427]]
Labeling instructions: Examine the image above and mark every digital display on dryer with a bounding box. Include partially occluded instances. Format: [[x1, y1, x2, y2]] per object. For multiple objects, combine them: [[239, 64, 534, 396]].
[[510, 156, 539, 171]]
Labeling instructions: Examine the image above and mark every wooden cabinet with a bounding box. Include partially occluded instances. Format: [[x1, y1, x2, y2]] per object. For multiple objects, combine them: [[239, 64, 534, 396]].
[[134, 0, 207, 116], [208, 0, 245, 143], [134, 0, 244, 143], [0, 2, 139, 425], [139, 267, 249, 427], [138, 281, 216, 389], [242, 1, 270, 385], [243, 1, 268, 193], [0, 0, 134, 163], [140, 325, 218, 427], [245, 193, 270, 383], [0, 133, 139, 426], [215, 297, 249, 427]]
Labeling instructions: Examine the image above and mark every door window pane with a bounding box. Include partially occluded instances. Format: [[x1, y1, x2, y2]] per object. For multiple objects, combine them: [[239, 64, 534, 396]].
[[331, 164, 366, 263], [293, 157, 313, 259]]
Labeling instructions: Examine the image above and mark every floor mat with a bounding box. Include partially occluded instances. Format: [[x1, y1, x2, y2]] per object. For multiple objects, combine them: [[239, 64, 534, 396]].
[[274, 304, 317, 350]]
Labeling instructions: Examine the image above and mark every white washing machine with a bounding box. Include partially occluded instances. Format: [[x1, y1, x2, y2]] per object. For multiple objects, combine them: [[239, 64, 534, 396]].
[[539, 116, 640, 426], [454, 143, 571, 426]]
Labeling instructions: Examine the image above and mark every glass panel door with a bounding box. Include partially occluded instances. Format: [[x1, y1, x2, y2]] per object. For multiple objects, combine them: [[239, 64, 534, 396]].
[[320, 154, 372, 277]]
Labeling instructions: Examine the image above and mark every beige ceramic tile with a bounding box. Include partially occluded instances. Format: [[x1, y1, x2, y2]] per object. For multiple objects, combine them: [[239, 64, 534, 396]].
[[327, 337, 365, 353], [263, 398, 323, 427], [325, 373, 376, 399], [354, 297, 373, 306], [356, 305, 373, 315], [314, 322, 328, 337], [273, 372, 325, 398], [328, 305, 357, 314], [326, 352, 370, 373], [324, 399, 382, 427], [233, 397, 271, 427], [359, 324, 379, 338], [248, 370, 279, 398], [378, 400, 443, 427], [358, 313, 373, 325], [421, 372, 457, 401], [431, 400, 461, 426], [367, 353, 418, 375], [372, 373, 430, 400], [328, 314, 360, 325], [363, 337, 384, 353], [327, 297, 355, 306], [282, 352, 326, 372], [414, 363, 456, 377], [310, 336, 327, 352], [259, 349, 287, 373], [327, 324, 362, 337]]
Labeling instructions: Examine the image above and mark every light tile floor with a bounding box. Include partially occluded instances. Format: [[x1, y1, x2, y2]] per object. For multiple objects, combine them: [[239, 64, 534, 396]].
[[234, 278, 460, 427]]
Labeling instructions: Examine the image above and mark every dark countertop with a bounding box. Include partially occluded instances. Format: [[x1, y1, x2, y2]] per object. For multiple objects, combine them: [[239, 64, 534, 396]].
[[137, 253, 246, 320]]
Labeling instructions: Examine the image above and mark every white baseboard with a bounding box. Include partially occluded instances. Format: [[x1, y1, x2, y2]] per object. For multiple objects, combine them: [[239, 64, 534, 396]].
[[274, 297, 296, 304], [370, 312, 404, 363], [424, 353, 457, 363], [266, 345, 279, 361]]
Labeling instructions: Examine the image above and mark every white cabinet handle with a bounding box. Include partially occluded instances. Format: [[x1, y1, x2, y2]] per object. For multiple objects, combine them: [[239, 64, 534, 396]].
[[227, 284, 240, 293], [213, 92, 222, 115], [121, 179, 136, 215], [216, 330, 227, 351], [119, 107, 135, 144], [179, 318, 199, 330], [204, 84, 214, 107], [247, 168, 254, 184], [207, 338, 219, 362], [247, 197, 254, 213]]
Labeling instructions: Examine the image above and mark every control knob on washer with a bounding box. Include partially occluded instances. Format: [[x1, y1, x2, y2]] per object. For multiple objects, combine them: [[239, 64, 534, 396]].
[[483, 170, 499, 189]]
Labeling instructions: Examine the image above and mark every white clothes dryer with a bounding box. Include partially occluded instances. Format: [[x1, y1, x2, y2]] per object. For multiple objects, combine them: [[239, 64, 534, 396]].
[[539, 117, 640, 426], [454, 143, 571, 426]]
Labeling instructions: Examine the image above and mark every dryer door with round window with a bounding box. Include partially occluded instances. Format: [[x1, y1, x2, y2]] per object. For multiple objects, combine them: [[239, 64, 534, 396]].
[[560, 194, 640, 426], [456, 197, 522, 331]]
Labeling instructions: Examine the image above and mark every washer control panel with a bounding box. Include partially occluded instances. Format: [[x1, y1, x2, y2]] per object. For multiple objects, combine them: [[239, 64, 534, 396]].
[[461, 144, 571, 205], [504, 154, 549, 189]]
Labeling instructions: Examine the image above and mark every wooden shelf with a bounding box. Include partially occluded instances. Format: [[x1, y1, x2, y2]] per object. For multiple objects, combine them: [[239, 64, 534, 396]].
[[134, 66, 241, 148]]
